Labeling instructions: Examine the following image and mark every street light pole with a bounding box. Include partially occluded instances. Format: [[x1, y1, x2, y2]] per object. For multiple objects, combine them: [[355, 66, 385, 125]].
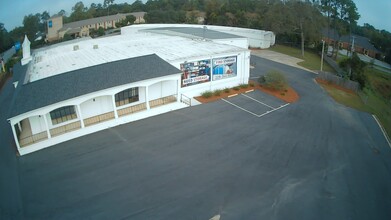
[[321, 40, 325, 72]]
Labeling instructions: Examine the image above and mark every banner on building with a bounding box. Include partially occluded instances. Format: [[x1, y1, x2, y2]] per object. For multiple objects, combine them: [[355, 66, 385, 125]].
[[180, 59, 211, 87], [212, 56, 237, 81]]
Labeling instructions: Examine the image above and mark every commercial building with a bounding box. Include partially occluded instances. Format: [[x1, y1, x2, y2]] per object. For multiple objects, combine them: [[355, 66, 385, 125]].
[[46, 12, 146, 42], [9, 24, 274, 155], [322, 29, 381, 59]]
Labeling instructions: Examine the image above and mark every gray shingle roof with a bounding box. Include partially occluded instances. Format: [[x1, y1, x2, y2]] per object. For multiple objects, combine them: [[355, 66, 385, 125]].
[[9, 54, 180, 118], [340, 35, 381, 53]]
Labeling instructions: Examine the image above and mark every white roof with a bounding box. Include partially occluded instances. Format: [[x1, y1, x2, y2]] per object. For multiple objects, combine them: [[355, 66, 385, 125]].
[[26, 31, 245, 83]]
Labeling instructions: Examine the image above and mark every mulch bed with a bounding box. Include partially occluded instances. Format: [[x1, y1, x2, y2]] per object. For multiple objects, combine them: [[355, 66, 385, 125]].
[[194, 80, 300, 104], [315, 78, 356, 95]]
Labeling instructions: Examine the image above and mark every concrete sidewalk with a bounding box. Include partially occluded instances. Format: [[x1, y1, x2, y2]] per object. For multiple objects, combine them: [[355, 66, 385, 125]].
[[251, 49, 318, 74]]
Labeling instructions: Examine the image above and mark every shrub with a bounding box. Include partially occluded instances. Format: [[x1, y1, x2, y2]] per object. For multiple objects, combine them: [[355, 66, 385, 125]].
[[233, 86, 240, 91], [258, 75, 266, 84], [249, 82, 255, 87], [239, 83, 249, 89], [201, 91, 213, 98], [263, 70, 287, 91], [224, 88, 230, 93], [213, 89, 222, 96]]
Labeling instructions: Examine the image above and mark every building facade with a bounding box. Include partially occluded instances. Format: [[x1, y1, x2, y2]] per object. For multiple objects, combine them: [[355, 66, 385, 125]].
[[46, 12, 146, 42], [9, 24, 273, 155]]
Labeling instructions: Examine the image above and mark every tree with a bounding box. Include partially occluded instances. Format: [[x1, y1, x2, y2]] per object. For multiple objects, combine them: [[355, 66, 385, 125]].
[[103, 0, 115, 15], [23, 14, 41, 41], [69, 1, 92, 22], [0, 23, 13, 53], [323, 0, 360, 59], [339, 53, 367, 88], [288, 1, 324, 57]]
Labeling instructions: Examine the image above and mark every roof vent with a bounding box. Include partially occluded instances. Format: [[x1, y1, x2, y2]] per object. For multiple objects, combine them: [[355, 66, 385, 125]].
[[93, 44, 98, 49], [73, 45, 79, 51]]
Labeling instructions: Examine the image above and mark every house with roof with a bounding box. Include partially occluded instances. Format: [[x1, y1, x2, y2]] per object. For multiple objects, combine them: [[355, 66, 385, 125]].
[[9, 24, 274, 155], [46, 12, 146, 42], [321, 28, 381, 59]]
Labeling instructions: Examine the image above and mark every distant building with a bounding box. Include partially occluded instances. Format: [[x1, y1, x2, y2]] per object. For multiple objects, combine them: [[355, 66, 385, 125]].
[[46, 12, 146, 42], [322, 28, 381, 59]]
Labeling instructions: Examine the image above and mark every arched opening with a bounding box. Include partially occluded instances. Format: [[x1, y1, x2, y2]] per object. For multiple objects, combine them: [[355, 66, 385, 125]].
[[80, 95, 115, 127], [148, 80, 177, 108], [115, 87, 147, 117], [49, 105, 81, 137]]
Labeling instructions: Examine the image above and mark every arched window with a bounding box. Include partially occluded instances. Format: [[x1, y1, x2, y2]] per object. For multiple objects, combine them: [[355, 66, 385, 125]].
[[115, 88, 139, 107], [50, 106, 77, 125]]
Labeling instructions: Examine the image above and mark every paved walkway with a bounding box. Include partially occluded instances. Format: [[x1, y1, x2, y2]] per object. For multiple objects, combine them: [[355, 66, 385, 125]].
[[251, 49, 318, 74]]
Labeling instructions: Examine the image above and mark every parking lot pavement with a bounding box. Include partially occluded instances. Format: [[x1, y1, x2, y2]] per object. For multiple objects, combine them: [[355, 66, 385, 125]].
[[221, 91, 289, 117], [1, 55, 391, 219]]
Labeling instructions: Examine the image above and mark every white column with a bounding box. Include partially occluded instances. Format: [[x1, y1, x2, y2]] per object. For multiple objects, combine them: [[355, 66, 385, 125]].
[[77, 104, 85, 128], [176, 79, 180, 103], [17, 122, 22, 131], [112, 95, 119, 119], [43, 114, 51, 139], [10, 122, 21, 149], [145, 86, 150, 110]]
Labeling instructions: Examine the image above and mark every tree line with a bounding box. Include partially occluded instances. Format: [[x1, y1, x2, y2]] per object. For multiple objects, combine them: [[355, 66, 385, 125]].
[[1, 0, 390, 64]]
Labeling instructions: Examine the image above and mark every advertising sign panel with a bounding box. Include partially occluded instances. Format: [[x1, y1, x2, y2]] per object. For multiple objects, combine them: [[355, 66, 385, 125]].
[[180, 59, 211, 87], [212, 56, 237, 81]]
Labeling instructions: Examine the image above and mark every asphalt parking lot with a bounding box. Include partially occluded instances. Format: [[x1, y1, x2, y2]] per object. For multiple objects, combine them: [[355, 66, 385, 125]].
[[222, 91, 288, 117], [1, 55, 391, 220]]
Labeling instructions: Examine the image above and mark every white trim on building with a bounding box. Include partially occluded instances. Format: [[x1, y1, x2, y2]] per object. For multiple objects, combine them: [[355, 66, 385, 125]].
[[9, 24, 273, 155]]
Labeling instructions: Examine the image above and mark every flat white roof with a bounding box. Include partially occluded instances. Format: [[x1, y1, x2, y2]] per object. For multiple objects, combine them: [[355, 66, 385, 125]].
[[26, 32, 245, 83]]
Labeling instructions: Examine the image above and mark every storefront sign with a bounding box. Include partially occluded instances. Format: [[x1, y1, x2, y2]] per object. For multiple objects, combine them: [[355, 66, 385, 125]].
[[212, 56, 237, 81], [180, 60, 211, 87]]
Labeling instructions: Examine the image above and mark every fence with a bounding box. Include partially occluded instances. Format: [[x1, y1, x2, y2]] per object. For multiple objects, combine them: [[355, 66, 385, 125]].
[[50, 121, 82, 137], [180, 94, 191, 106], [117, 103, 147, 117], [84, 112, 115, 127], [318, 71, 359, 92], [19, 131, 48, 147], [149, 95, 177, 108]]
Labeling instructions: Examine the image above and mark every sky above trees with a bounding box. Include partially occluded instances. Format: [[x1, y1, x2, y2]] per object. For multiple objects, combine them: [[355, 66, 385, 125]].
[[0, 0, 390, 32]]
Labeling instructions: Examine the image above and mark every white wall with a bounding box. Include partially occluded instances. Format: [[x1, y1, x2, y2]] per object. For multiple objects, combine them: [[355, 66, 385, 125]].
[[213, 38, 248, 49], [149, 80, 177, 100], [122, 24, 275, 49], [29, 115, 47, 135], [80, 95, 114, 119], [177, 51, 250, 98]]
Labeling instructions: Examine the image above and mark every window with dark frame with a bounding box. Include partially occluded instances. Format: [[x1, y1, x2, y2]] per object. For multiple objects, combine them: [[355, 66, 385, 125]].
[[50, 106, 77, 125], [115, 87, 139, 107]]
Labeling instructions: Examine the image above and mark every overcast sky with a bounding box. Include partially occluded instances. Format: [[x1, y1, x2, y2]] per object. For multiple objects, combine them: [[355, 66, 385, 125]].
[[0, 0, 390, 32]]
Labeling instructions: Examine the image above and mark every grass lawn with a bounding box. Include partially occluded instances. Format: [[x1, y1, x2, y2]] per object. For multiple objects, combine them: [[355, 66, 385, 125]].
[[269, 44, 336, 73], [316, 77, 391, 138], [271, 44, 391, 137]]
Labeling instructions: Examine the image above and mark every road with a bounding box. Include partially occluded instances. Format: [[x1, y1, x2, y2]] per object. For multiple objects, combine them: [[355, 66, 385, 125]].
[[0, 56, 390, 219]]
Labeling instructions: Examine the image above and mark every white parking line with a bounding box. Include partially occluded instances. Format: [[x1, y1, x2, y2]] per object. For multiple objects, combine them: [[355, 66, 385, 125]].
[[241, 93, 275, 109], [222, 98, 289, 118], [257, 103, 289, 118], [372, 114, 391, 149], [221, 98, 259, 117]]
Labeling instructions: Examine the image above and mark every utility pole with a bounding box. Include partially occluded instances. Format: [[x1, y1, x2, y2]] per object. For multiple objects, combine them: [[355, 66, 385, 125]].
[[350, 36, 355, 57], [321, 40, 325, 72]]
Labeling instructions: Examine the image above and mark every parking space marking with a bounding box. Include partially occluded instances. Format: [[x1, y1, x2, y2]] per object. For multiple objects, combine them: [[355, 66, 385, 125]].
[[241, 93, 275, 109], [257, 103, 289, 118], [222, 98, 290, 118], [222, 98, 260, 117]]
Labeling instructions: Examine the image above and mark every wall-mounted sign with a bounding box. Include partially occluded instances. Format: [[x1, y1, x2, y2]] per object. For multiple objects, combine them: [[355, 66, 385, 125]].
[[212, 56, 237, 81], [180, 59, 211, 87]]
